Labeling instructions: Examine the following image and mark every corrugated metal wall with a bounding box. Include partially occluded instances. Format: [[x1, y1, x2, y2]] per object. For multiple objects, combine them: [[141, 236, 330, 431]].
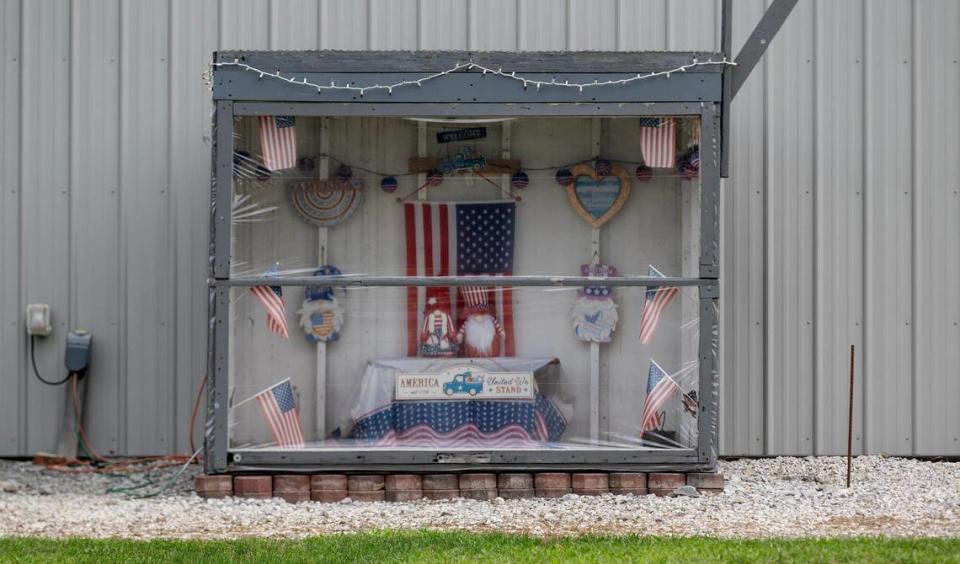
[[2, 0, 958, 457]]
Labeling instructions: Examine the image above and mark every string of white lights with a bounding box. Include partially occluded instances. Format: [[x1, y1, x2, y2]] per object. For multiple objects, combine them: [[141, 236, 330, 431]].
[[210, 58, 736, 96]]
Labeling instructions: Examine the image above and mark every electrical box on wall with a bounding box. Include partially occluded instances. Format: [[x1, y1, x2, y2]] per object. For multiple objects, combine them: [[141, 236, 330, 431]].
[[25, 304, 52, 336], [65, 330, 93, 374]]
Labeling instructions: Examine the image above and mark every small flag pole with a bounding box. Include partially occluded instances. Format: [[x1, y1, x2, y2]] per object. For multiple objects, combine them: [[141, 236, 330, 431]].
[[846, 344, 855, 488]]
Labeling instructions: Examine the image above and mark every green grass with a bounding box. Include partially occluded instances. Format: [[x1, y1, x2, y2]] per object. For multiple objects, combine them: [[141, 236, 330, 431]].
[[1, 532, 958, 563]]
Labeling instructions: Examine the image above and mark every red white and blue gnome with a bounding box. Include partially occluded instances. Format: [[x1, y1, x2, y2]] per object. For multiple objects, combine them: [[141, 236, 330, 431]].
[[457, 286, 505, 358], [297, 265, 345, 343], [419, 287, 459, 357], [571, 262, 619, 343]]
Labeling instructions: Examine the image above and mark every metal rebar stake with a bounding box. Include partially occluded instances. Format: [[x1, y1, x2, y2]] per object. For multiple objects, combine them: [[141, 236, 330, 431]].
[[847, 344, 855, 488]]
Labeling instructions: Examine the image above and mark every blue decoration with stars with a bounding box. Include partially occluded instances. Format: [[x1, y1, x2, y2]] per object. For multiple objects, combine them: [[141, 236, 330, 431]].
[[635, 164, 653, 181], [275, 115, 296, 128], [555, 168, 573, 186], [272, 380, 297, 414], [456, 202, 515, 275], [336, 164, 353, 180], [380, 176, 398, 193], [511, 170, 529, 190]]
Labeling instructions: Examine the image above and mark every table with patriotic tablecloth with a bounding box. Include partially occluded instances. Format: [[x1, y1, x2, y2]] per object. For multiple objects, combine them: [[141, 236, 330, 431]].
[[347, 357, 572, 447]]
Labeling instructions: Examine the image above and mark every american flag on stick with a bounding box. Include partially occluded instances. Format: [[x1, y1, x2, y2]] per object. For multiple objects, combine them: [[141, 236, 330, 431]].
[[250, 263, 289, 339], [254, 379, 305, 448], [258, 115, 297, 171], [639, 265, 679, 344], [640, 359, 681, 434], [638, 117, 677, 169]]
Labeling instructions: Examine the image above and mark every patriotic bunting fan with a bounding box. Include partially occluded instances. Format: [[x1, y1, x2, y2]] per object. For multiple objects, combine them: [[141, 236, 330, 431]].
[[288, 178, 364, 228]]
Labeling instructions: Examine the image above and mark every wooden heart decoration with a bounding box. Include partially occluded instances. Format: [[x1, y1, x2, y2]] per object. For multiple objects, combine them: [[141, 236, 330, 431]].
[[565, 163, 631, 229]]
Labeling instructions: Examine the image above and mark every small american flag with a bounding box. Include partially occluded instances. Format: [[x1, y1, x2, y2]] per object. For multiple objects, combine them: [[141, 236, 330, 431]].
[[681, 154, 700, 179], [254, 379, 305, 448], [250, 263, 289, 339], [639, 117, 677, 169], [258, 115, 297, 171], [640, 359, 680, 434], [639, 265, 679, 344]]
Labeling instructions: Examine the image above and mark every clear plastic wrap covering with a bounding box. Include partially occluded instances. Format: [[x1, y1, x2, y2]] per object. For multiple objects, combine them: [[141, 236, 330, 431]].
[[228, 284, 704, 450], [221, 114, 714, 455], [229, 116, 703, 279]]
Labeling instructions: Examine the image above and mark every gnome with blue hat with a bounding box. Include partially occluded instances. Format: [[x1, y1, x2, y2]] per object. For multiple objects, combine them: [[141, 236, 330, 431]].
[[571, 262, 619, 343], [298, 265, 345, 343]]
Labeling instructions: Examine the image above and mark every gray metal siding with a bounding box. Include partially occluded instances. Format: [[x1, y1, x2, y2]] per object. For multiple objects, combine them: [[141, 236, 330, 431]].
[[1, 0, 958, 457]]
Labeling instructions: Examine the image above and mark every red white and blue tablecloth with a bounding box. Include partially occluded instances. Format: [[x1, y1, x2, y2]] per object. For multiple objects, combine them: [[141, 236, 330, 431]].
[[348, 358, 569, 448]]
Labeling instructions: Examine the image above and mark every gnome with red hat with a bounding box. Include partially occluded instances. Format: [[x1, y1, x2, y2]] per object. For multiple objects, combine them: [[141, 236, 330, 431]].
[[419, 287, 458, 357], [457, 286, 505, 358]]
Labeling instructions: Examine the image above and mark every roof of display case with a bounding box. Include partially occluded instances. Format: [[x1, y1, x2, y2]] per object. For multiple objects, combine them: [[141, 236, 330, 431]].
[[215, 50, 727, 72], [211, 50, 729, 104]]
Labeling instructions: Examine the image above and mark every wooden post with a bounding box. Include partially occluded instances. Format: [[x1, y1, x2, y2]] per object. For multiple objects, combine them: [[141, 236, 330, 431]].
[[499, 122, 513, 200], [315, 117, 330, 440], [417, 121, 427, 201], [589, 118, 602, 441], [56, 375, 86, 459]]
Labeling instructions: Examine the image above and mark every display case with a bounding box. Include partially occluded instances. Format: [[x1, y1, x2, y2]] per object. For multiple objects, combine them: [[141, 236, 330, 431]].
[[207, 51, 722, 473]]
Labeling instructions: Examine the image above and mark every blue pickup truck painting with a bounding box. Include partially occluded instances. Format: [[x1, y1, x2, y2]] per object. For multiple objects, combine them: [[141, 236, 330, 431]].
[[442, 371, 484, 396], [438, 148, 486, 174]]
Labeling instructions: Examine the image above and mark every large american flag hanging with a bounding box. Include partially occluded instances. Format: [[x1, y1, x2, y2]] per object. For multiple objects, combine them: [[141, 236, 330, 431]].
[[404, 201, 516, 356], [250, 263, 289, 339], [640, 359, 680, 434], [351, 395, 567, 447], [254, 379, 305, 448], [638, 117, 677, 169], [639, 265, 678, 344], [258, 115, 297, 171]]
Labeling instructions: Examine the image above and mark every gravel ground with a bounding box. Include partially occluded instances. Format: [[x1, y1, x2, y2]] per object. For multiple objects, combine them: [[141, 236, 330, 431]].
[[0, 456, 958, 539]]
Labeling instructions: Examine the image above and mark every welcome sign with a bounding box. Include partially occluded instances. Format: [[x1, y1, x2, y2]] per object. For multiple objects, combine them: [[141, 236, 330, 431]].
[[436, 127, 487, 143], [396, 366, 534, 400]]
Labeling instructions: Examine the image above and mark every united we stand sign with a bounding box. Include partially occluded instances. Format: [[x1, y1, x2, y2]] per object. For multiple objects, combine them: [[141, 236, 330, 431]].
[[395, 366, 534, 401]]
